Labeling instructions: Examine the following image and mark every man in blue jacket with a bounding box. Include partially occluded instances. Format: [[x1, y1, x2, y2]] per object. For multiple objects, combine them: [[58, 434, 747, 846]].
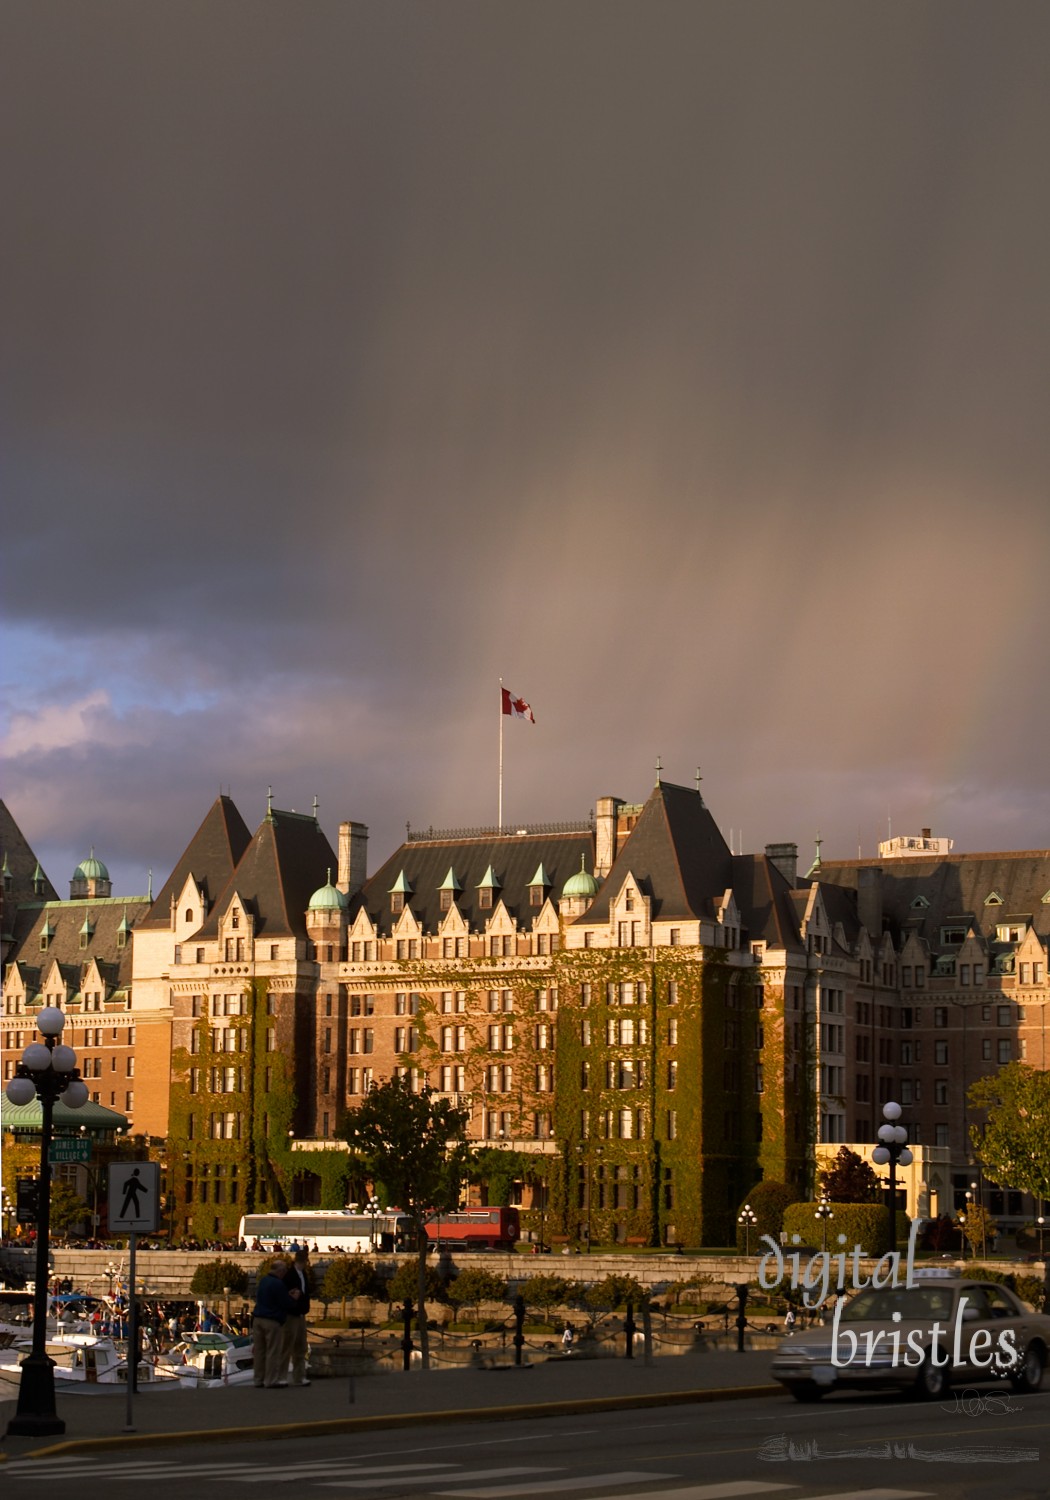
[[252, 1257, 300, 1387]]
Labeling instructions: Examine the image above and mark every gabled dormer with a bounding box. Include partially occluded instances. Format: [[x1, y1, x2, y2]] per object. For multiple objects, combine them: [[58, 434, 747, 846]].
[[437, 867, 462, 914], [438, 901, 469, 938], [392, 902, 422, 940], [527, 863, 552, 909], [800, 885, 831, 956], [956, 929, 987, 989], [899, 930, 929, 990], [389, 869, 413, 918], [612, 873, 651, 947], [219, 893, 253, 961], [175, 873, 206, 937], [484, 897, 518, 956], [876, 930, 898, 987], [476, 865, 501, 912], [1015, 926, 1047, 989], [39, 914, 56, 952], [79, 912, 95, 949], [41, 956, 71, 1003], [716, 888, 741, 949]]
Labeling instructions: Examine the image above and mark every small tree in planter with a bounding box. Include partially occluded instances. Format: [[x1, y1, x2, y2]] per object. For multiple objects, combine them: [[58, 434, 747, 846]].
[[322, 1256, 386, 1321], [190, 1259, 250, 1297], [584, 1273, 645, 1315], [447, 1267, 509, 1326], [519, 1273, 577, 1326]]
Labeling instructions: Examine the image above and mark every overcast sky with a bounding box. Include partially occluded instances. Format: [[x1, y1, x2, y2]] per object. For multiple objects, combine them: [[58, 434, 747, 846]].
[[3, 2, 1049, 898]]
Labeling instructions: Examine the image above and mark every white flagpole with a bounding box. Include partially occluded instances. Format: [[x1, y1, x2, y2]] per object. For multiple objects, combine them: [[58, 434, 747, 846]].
[[498, 678, 504, 833]]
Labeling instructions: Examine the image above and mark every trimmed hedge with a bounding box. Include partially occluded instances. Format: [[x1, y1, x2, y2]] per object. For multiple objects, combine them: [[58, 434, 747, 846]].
[[781, 1202, 910, 1255]]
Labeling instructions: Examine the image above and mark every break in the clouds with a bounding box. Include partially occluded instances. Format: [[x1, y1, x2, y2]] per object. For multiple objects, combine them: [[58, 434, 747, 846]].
[[3, 3, 1049, 895]]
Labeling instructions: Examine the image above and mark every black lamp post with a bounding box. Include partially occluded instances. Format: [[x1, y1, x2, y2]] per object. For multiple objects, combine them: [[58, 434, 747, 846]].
[[5, 1005, 88, 1436], [367, 1194, 380, 1251], [815, 1195, 835, 1252], [737, 1203, 757, 1257], [871, 1100, 913, 1256]]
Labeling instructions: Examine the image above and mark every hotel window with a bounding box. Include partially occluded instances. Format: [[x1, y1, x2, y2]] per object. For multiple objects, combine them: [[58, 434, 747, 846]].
[[478, 887, 493, 911], [391, 892, 404, 916], [982, 1039, 992, 1059], [998, 1039, 1011, 1063], [440, 889, 453, 913], [934, 1041, 949, 1065], [935, 1080, 949, 1104], [998, 1006, 1011, 1026], [934, 1007, 948, 1028]]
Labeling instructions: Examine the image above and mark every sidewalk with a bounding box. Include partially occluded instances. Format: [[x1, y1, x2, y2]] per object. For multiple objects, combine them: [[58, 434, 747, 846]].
[[0, 1348, 781, 1460]]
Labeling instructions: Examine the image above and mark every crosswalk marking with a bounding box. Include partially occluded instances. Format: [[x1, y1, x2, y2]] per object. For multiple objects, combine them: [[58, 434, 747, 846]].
[[435, 1472, 674, 1498], [804, 1492, 932, 1500]]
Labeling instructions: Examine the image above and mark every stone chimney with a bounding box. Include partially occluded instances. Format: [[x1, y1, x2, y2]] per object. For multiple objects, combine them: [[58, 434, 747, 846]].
[[595, 796, 623, 878], [765, 843, 798, 887], [337, 820, 369, 896]]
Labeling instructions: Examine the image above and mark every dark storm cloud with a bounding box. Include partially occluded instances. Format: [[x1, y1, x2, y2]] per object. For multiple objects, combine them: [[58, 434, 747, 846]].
[[3, 3, 1049, 892]]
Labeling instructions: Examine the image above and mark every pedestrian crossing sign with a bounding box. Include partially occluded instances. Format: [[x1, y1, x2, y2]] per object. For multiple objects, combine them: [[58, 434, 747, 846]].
[[108, 1161, 160, 1232]]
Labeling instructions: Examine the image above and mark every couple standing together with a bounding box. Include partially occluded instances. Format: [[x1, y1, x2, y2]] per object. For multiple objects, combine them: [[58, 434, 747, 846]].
[[252, 1248, 311, 1387]]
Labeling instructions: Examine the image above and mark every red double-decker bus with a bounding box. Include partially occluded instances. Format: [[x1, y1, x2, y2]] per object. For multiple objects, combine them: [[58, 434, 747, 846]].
[[425, 1207, 520, 1250]]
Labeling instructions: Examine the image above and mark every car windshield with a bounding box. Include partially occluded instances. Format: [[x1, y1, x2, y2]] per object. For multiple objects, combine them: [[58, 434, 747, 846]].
[[839, 1286, 954, 1322]]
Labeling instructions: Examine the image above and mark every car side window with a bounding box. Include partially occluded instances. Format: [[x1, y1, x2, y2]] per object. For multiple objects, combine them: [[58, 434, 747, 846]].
[[982, 1287, 1014, 1319], [961, 1287, 989, 1318]]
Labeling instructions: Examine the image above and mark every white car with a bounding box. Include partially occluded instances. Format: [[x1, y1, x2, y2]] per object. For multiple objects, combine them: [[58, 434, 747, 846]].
[[771, 1274, 1049, 1402]]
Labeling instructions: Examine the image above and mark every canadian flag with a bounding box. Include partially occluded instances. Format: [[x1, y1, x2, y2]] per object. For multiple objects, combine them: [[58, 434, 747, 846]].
[[501, 687, 535, 723]]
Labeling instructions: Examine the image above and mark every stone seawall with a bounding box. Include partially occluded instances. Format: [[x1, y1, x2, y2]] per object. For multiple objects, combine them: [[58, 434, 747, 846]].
[[2, 1243, 1039, 1301]]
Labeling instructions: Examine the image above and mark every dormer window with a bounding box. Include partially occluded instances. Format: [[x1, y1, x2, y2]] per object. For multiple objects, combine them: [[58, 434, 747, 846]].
[[625, 891, 635, 912], [437, 868, 461, 914], [527, 863, 551, 909], [117, 929, 127, 949], [231, 912, 240, 930], [40, 933, 50, 952], [476, 866, 500, 912], [529, 886, 543, 907], [185, 908, 194, 923], [391, 892, 404, 916]]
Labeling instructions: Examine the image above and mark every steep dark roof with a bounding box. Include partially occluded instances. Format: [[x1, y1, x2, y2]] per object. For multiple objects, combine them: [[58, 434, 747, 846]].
[[141, 796, 252, 929], [358, 830, 595, 934], [728, 853, 806, 953], [581, 781, 732, 924], [815, 851, 1050, 951], [196, 810, 338, 940]]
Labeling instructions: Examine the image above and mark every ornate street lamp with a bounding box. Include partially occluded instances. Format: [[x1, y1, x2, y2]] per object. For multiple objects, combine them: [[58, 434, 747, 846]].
[[815, 1195, 835, 1252], [1038, 1216, 1046, 1259], [5, 1006, 88, 1436], [871, 1101, 913, 1255], [737, 1203, 758, 1257]]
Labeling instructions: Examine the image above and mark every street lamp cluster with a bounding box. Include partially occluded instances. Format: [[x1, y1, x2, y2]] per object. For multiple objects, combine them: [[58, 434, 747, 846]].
[[871, 1100, 913, 1254], [4, 1006, 89, 1436], [737, 1203, 757, 1256]]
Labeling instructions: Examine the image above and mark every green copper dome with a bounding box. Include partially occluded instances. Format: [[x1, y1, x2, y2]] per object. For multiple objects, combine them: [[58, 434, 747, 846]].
[[562, 856, 599, 899], [309, 870, 348, 911], [74, 852, 110, 881]]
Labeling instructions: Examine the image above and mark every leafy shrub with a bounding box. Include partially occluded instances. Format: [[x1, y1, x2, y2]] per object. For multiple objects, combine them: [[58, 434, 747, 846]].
[[518, 1274, 577, 1317], [386, 1260, 447, 1306], [583, 1274, 645, 1312], [189, 1259, 249, 1296], [447, 1267, 509, 1322], [321, 1255, 385, 1316]]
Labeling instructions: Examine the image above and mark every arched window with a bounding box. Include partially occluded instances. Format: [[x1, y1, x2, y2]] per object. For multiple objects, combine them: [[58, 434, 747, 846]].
[[185, 909, 194, 923]]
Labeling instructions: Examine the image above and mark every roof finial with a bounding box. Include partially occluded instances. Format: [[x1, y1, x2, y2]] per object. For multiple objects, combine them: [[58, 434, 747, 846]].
[[313, 795, 320, 822], [813, 832, 823, 870], [147, 868, 153, 901], [695, 766, 702, 793], [654, 755, 663, 786], [267, 785, 274, 820]]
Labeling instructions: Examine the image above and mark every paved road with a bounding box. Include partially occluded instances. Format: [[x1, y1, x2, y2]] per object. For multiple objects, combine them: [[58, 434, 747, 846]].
[[4, 1387, 1049, 1500]]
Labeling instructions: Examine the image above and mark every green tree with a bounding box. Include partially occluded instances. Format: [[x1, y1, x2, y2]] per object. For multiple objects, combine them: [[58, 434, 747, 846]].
[[818, 1147, 881, 1204], [343, 1076, 472, 1370], [969, 1063, 1050, 1202], [49, 1181, 89, 1239], [584, 1273, 645, 1313], [447, 1267, 508, 1324], [387, 1259, 446, 1307], [519, 1273, 577, 1322], [960, 1203, 998, 1258], [321, 1256, 384, 1319], [189, 1258, 250, 1296]]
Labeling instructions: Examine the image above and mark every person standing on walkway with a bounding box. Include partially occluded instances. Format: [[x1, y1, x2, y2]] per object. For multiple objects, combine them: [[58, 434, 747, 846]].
[[252, 1257, 300, 1387], [282, 1247, 312, 1386]]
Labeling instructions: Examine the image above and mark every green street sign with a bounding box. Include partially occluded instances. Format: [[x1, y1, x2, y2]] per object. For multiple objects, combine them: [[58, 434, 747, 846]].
[[50, 1139, 92, 1164]]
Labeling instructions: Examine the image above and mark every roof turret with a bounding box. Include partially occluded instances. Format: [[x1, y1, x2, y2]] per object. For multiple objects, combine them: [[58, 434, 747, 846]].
[[309, 870, 349, 911], [562, 856, 600, 899]]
